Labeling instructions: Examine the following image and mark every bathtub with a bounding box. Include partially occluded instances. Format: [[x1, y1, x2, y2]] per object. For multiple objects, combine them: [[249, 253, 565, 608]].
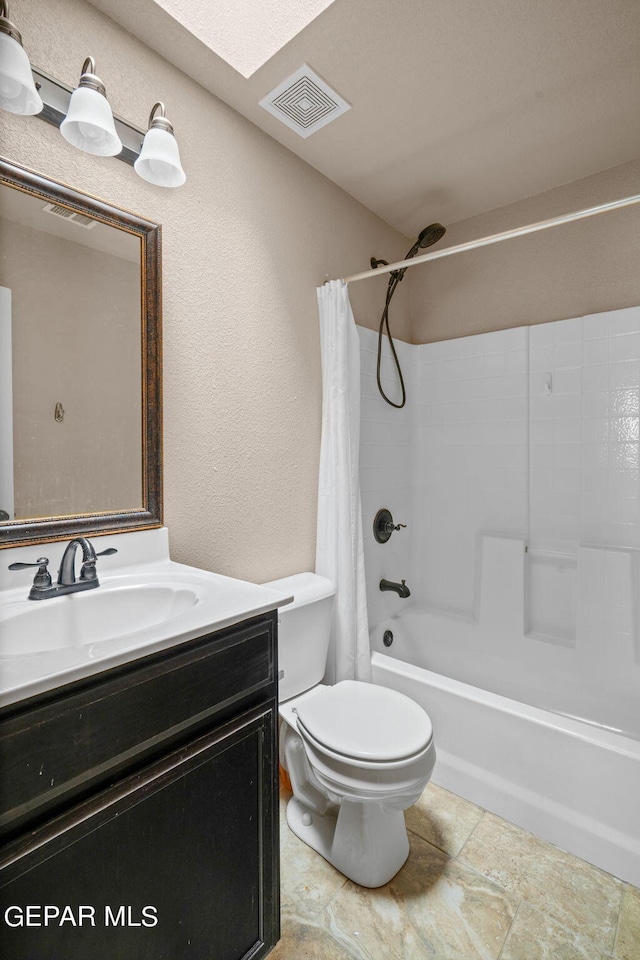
[[371, 628, 640, 887]]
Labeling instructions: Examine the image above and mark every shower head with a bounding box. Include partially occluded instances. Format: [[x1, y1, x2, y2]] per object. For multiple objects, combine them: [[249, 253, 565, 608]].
[[390, 222, 447, 283], [401, 223, 447, 263], [417, 223, 446, 248]]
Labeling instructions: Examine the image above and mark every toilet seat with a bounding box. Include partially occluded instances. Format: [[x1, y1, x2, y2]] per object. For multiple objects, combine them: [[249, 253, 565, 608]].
[[295, 680, 433, 766]]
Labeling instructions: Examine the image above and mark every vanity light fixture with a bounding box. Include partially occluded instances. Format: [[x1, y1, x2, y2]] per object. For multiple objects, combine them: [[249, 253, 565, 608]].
[[2, 31, 186, 185], [0, 0, 43, 115], [134, 102, 186, 188], [60, 57, 122, 157]]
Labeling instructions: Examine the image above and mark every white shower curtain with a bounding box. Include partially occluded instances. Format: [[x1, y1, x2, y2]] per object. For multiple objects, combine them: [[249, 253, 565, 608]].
[[315, 280, 371, 684]]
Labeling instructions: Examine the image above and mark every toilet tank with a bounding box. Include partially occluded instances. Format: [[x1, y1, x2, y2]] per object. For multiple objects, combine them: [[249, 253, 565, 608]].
[[263, 572, 335, 702]]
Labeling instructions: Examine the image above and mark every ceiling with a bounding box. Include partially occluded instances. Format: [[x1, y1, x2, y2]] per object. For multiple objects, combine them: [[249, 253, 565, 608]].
[[88, 0, 640, 239]]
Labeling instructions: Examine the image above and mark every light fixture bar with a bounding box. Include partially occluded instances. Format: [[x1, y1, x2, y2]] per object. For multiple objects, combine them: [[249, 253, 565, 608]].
[[32, 66, 144, 166]]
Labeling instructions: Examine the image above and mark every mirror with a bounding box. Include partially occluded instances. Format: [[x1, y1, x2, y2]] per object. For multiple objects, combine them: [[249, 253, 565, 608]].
[[0, 158, 162, 548]]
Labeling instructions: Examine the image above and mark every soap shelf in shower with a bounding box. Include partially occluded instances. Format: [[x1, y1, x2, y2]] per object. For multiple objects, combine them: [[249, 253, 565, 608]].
[[525, 548, 577, 648]]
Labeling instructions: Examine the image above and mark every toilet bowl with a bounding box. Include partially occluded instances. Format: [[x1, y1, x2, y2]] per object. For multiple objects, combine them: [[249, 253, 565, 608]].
[[265, 572, 436, 888]]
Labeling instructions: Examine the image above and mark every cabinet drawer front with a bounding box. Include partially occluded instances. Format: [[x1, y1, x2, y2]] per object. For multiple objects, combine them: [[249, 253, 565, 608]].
[[0, 614, 276, 840], [0, 704, 280, 960]]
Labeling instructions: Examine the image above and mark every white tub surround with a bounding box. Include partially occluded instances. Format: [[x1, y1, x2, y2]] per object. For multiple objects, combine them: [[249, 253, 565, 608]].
[[372, 648, 640, 888], [360, 305, 640, 736], [360, 304, 640, 889], [372, 535, 639, 740], [358, 327, 416, 630]]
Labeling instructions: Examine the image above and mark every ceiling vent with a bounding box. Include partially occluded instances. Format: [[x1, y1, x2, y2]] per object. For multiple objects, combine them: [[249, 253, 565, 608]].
[[42, 202, 97, 229], [259, 64, 350, 138]]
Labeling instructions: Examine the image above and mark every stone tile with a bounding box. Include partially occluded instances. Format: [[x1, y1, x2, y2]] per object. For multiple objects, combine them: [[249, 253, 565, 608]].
[[405, 782, 485, 857], [323, 833, 518, 960], [615, 883, 640, 960], [501, 900, 613, 960], [270, 902, 358, 960], [279, 789, 348, 918], [458, 813, 622, 954]]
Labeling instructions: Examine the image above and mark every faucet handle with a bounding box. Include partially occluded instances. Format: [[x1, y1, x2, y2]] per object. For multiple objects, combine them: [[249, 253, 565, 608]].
[[79, 546, 117, 582], [374, 508, 408, 543], [8, 557, 50, 572], [9, 557, 52, 592]]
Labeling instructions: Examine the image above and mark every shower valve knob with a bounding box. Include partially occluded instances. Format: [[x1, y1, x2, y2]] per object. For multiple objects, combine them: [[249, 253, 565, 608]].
[[373, 508, 406, 544]]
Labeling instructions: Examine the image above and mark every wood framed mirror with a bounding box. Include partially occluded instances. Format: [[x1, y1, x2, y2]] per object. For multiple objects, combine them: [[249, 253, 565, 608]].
[[0, 158, 162, 548]]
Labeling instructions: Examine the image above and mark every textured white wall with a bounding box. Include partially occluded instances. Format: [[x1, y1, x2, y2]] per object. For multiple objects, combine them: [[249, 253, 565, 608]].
[[0, 0, 410, 579]]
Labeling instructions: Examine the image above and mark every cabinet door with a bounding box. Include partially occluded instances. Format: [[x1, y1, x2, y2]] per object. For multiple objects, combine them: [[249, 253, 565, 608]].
[[0, 705, 279, 960]]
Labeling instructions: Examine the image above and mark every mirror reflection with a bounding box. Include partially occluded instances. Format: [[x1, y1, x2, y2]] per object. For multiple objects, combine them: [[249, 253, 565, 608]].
[[0, 159, 162, 549], [0, 181, 142, 522]]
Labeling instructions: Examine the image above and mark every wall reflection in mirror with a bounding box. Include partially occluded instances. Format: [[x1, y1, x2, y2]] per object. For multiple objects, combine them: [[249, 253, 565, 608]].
[[0, 159, 162, 548], [0, 182, 142, 521]]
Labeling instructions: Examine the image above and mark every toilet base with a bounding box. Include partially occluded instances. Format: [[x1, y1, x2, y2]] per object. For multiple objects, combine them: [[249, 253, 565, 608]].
[[286, 794, 410, 888]]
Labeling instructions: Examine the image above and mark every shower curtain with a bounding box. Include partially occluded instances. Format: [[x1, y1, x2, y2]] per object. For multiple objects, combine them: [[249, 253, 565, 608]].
[[316, 280, 371, 684]]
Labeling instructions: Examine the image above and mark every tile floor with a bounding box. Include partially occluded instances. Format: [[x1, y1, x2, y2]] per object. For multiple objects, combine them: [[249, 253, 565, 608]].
[[272, 783, 640, 960]]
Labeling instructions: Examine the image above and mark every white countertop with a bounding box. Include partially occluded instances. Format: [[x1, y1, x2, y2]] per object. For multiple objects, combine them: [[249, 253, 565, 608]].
[[0, 528, 292, 707]]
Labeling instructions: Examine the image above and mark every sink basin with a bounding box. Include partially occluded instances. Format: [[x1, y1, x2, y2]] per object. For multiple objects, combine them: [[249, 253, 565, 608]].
[[0, 581, 200, 657], [0, 527, 293, 708]]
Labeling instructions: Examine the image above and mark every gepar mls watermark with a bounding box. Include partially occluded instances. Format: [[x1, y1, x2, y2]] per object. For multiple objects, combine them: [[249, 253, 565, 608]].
[[3, 905, 159, 928]]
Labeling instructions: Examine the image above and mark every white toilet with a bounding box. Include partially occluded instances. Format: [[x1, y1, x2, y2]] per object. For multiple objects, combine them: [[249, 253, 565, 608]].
[[266, 572, 436, 888]]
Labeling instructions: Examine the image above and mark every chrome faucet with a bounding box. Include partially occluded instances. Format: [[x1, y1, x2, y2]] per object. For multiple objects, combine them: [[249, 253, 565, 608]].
[[380, 578, 411, 598], [9, 537, 117, 600]]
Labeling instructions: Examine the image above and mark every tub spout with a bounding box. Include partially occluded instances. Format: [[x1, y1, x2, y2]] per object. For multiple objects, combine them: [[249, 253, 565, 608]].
[[380, 578, 411, 598]]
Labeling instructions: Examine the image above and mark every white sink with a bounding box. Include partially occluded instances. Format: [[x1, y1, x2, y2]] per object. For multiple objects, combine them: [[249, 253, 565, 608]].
[[0, 528, 293, 707], [0, 579, 201, 657]]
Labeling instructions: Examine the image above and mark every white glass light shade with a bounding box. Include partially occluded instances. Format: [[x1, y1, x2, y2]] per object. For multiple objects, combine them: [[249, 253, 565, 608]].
[[0, 31, 42, 115], [134, 127, 186, 188], [60, 86, 122, 156]]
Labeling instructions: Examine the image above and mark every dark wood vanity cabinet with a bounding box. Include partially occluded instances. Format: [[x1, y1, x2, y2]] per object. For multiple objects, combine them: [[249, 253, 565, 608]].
[[0, 611, 280, 960]]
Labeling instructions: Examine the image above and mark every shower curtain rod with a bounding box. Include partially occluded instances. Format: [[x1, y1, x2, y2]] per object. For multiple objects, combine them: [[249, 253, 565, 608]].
[[342, 192, 640, 284]]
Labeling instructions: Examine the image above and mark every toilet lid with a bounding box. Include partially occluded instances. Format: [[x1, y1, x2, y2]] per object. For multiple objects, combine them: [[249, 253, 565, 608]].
[[295, 680, 433, 762]]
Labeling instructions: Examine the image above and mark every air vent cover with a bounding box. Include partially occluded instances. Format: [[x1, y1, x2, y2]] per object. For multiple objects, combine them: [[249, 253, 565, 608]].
[[42, 202, 96, 229], [259, 64, 350, 138]]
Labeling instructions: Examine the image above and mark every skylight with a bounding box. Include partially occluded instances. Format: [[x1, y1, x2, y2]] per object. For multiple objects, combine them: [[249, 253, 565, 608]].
[[151, 0, 337, 78]]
